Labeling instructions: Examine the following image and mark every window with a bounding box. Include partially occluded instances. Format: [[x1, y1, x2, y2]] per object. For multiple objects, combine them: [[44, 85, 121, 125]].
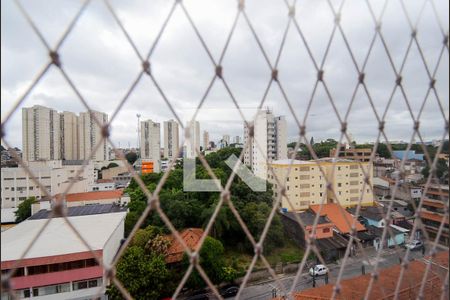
[[322, 228, 330, 233], [338, 183, 342, 187], [338, 166, 341, 171], [29, 187, 33, 190], [299, 175, 310, 180], [300, 184, 310, 189], [300, 192, 310, 197], [320, 192, 323, 197], [11, 187, 14, 191], [349, 173, 359, 177], [299, 167, 310, 171]]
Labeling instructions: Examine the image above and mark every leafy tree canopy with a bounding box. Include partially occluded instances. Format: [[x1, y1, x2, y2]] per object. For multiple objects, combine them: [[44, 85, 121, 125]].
[[15, 197, 36, 223]]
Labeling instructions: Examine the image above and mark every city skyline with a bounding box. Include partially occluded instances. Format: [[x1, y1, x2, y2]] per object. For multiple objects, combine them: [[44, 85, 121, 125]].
[[2, 1, 448, 150]]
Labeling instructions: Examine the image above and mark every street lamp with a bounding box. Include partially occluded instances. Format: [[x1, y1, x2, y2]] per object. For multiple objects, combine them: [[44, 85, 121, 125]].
[[136, 114, 141, 157]]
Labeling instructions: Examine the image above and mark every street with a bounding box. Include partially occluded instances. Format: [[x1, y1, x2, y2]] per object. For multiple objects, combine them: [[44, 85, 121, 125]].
[[232, 247, 425, 300]]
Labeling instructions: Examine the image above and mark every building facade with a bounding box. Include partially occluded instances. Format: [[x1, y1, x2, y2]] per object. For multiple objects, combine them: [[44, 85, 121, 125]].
[[1, 161, 94, 217], [78, 111, 109, 162], [1, 210, 126, 299], [269, 158, 374, 211], [244, 109, 287, 179], [22, 105, 61, 162], [184, 120, 200, 158], [140, 120, 161, 172], [203, 131, 209, 151], [60, 111, 79, 160], [163, 120, 179, 160]]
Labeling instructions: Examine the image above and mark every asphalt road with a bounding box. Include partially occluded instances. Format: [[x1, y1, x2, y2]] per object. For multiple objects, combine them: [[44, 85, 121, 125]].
[[230, 247, 425, 300]]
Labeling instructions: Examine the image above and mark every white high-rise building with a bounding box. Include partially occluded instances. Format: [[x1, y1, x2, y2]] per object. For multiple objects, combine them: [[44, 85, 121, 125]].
[[79, 111, 109, 162], [163, 120, 179, 160], [141, 120, 161, 172], [244, 109, 287, 179], [60, 111, 79, 160], [203, 131, 210, 151], [223, 135, 230, 146], [184, 120, 200, 158], [234, 136, 241, 144], [22, 105, 61, 161]]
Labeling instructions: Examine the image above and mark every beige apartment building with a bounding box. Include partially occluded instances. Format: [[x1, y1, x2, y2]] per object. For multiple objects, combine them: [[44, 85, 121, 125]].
[[1, 160, 94, 210], [163, 119, 179, 160], [203, 130, 209, 151], [269, 158, 374, 211], [79, 111, 109, 161], [60, 111, 79, 160], [22, 105, 61, 161]]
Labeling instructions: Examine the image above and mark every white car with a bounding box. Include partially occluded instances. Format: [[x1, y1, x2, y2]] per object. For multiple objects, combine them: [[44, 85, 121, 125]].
[[309, 264, 329, 276], [405, 240, 423, 250]]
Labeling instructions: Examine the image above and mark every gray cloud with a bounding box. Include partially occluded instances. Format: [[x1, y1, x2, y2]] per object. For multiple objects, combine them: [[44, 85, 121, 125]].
[[1, 0, 448, 149]]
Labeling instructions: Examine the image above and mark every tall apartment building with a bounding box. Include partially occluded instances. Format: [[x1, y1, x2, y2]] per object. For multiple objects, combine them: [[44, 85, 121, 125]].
[[269, 158, 374, 211], [141, 120, 161, 172], [22, 105, 61, 161], [163, 120, 179, 160], [60, 111, 79, 160], [203, 131, 210, 151], [234, 136, 241, 144], [244, 109, 287, 179], [223, 135, 230, 146], [78, 111, 109, 162], [184, 120, 200, 158]]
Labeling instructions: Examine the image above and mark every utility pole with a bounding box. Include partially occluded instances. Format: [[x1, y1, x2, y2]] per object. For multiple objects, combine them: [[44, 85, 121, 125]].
[[136, 114, 141, 157]]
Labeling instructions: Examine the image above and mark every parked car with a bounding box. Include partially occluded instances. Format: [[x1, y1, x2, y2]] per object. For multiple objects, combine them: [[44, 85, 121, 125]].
[[309, 264, 329, 276], [219, 285, 239, 298], [405, 240, 423, 250]]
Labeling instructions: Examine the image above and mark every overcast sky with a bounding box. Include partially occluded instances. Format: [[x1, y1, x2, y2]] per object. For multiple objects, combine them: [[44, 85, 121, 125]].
[[1, 0, 449, 150]]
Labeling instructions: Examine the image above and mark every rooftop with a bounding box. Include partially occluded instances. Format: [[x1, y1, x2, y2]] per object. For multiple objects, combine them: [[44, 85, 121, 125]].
[[271, 159, 313, 165], [282, 211, 330, 227], [420, 211, 449, 224], [55, 190, 123, 202], [165, 228, 204, 264], [310, 204, 366, 234], [292, 251, 448, 299], [28, 203, 127, 220], [348, 206, 384, 222], [1, 212, 127, 262]]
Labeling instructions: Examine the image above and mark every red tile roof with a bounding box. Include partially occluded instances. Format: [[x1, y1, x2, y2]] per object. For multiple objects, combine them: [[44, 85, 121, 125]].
[[55, 190, 123, 202], [309, 203, 366, 234], [292, 251, 448, 300], [165, 228, 204, 264], [420, 211, 449, 224]]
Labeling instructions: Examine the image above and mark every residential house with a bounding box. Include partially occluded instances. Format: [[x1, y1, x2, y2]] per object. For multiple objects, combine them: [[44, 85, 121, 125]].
[[165, 228, 204, 264], [281, 210, 348, 263], [420, 184, 449, 245]]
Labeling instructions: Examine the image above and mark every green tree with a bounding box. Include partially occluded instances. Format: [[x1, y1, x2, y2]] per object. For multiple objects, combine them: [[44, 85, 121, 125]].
[[183, 237, 234, 289], [125, 152, 138, 165], [107, 162, 119, 169], [15, 197, 37, 223], [106, 246, 170, 300], [422, 158, 448, 180]]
